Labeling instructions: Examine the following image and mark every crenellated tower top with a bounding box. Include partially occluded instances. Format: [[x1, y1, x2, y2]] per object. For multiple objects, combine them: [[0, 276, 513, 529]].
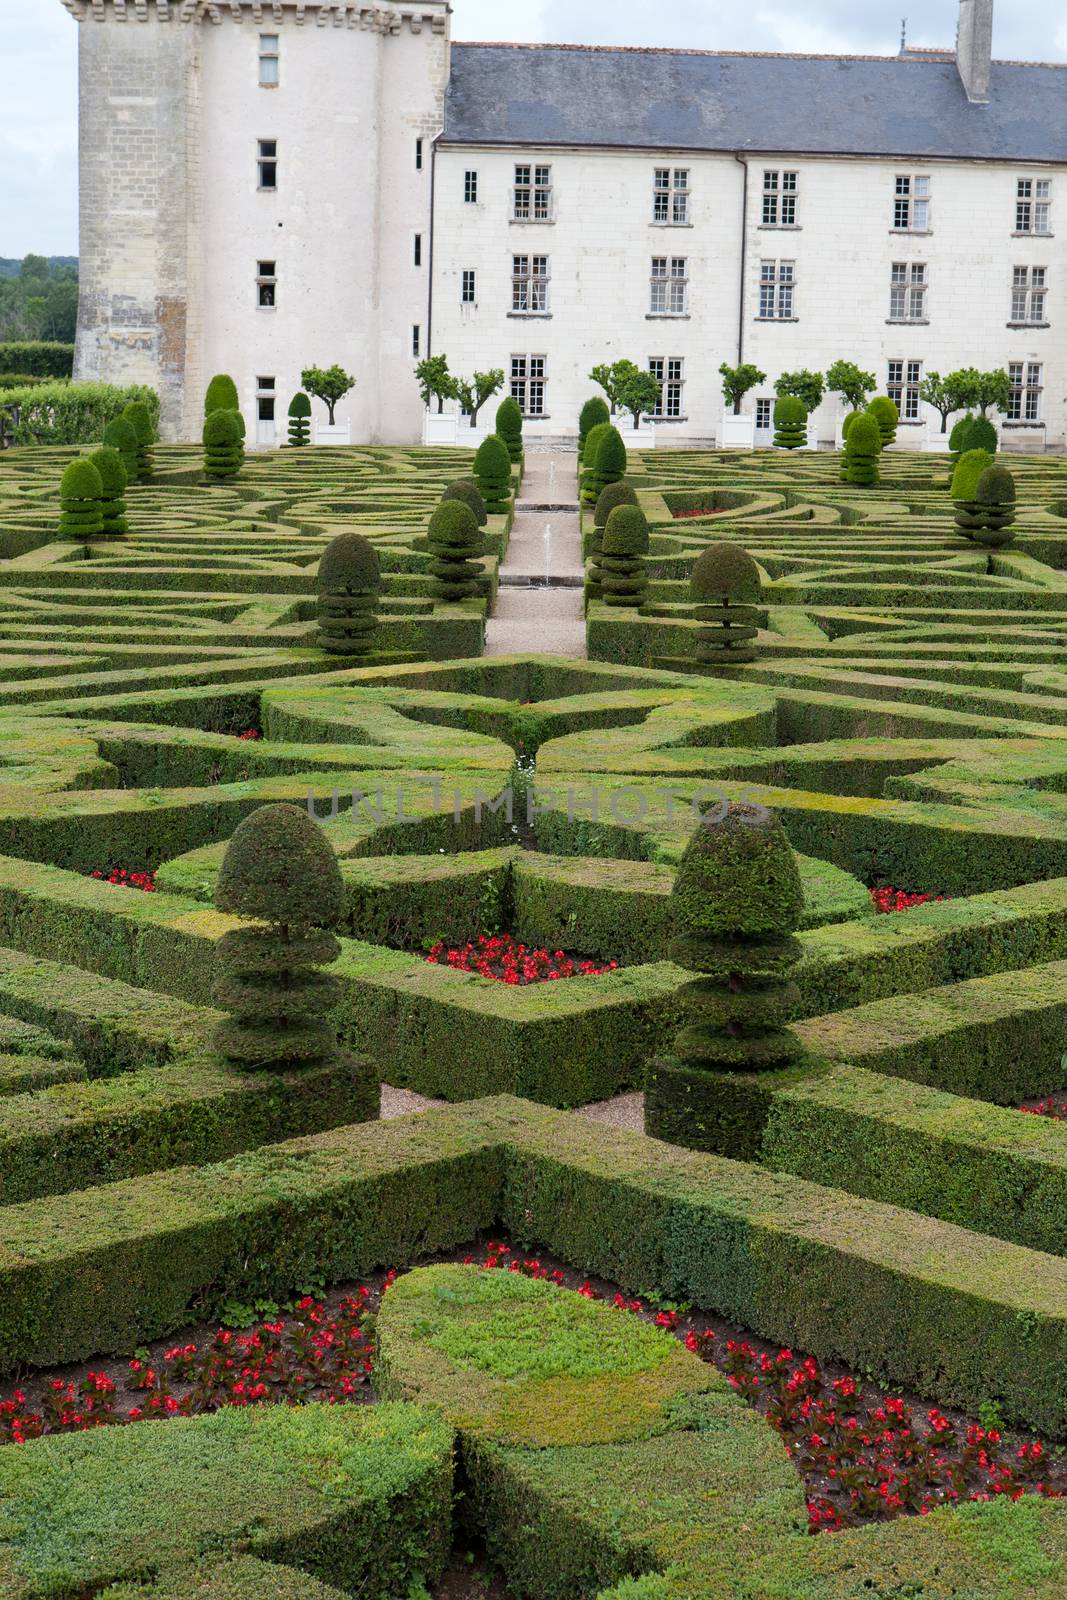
[[59, 0, 449, 31]]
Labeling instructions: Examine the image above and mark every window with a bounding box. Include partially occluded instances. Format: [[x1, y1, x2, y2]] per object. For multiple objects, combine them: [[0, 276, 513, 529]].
[[755, 398, 773, 431], [514, 164, 552, 221], [256, 260, 276, 308], [464, 170, 478, 204], [893, 174, 930, 231], [758, 260, 795, 319], [512, 254, 550, 313], [889, 262, 927, 321], [1008, 361, 1043, 422], [461, 269, 477, 305], [415, 138, 423, 172], [653, 168, 690, 224], [648, 357, 684, 418], [257, 139, 277, 190], [1011, 265, 1047, 323], [887, 359, 922, 422], [412, 326, 420, 358], [650, 257, 688, 315], [1016, 178, 1051, 234], [762, 170, 798, 226], [258, 35, 279, 87], [511, 355, 547, 417], [256, 375, 275, 425], [414, 234, 422, 267]]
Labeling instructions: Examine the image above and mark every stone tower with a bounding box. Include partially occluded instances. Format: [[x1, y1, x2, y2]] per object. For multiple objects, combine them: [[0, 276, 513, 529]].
[[59, 1, 451, 442]]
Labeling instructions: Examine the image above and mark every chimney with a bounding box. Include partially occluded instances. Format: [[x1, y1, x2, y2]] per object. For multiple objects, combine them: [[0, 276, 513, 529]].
[[957, 0, 993, 104]]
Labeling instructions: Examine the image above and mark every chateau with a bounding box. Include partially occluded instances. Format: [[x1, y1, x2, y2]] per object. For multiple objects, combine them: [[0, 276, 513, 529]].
[[60, 0, 1067, 447]]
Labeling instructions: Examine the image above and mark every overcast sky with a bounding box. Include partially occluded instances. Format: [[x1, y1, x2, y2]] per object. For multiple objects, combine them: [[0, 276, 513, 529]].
[[4, 0, 1066, 256]]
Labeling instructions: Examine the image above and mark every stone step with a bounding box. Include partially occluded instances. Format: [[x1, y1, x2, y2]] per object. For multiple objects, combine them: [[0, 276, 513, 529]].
[[516, 501, 580, 513], [499, 574, 585, 590]]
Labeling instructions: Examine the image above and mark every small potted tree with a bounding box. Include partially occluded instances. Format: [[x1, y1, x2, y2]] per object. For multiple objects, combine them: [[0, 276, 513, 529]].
[[919, 370, 971, 452], [614, 368, 662, 448], [776, 370, 825, 449], [300, 364, 356, 445], [718, 362, 766, 449], [416, 354, 458, 446], [452, 369, 505, 443]]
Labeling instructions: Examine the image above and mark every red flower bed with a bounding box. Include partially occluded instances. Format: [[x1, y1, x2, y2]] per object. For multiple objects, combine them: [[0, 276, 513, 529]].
[[870, 887, 944, 914], [88, 868, 157, 893], [237, 729, 262, 741], [672, 507, 732, 519], [426, 933, 618, 985], [1021, 1099, 1064, 1124]]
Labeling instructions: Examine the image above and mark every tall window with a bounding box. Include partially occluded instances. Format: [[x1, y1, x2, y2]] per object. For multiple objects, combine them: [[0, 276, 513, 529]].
[[887, 359, 922, 422], [889, 262, 927, 321], [257, 140, 277, 190], [893, 175, 930, 230], [758, 260, 795, 319], [413, 234, 422, 267], [1008, 361, 1043, 421], [514, 164, 552, 221], [256, 260, 276, 308], [649, 357, 684, 418], [461, 269, 477, 305], [1011, 265, 1047, 323], [650, 257, 688, 315], [1016, 178, 1051, 234], [755, 398, 773, 431], [511, 355, 546, 417], [762, 170, 798, 226], [653, 168, 690, 224], [256, 375, 275, 425], [412, 326, 421, 358], [512, 255, 549, 313], [415, 138, 423, 172], [464, 170, 478, 204], [258, 35, 279, 86]]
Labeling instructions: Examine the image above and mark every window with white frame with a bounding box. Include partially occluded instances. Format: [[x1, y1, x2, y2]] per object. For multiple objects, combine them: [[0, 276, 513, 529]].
[[758, 260, 795, 319], [889, 262, 927, 321], [893, 174, 930, 231], [1008, 361, 1043, 422], [513, 164, 553, 221], [461, 269, 477, 305], [648, 357, 684, 418], [653, 168, 690, 224], [1011, 265, 1047, 323], [256, 375, 275, 425], [256, 260, 276, 308], [755, 398, 773, 431], [887, 359, 922, 422], [762, 170, 798, 226], [464, 170, 478, 204], [511, 355, 546, 417], [1016, 178, 1051, 234], [257, 140, 277, 190], [512, 254, 550, 313], [650, 257, 688, 315], [258, 35, 279, 86]]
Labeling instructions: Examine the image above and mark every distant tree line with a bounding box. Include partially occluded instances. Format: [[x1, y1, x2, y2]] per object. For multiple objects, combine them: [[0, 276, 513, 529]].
[[0, 256, 79, 344]]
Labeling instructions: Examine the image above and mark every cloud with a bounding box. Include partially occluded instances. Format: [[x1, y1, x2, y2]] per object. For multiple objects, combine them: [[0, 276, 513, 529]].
[[0, 1, 78, 255]]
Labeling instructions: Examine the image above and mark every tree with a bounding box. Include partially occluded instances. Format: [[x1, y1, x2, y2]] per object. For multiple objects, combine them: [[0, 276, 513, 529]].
[[589, 359, 641, 414], [616, 368, 662, 429], [775, 370, 825, 413], [951, 367, 1011, 418], [58, 458, 103, 544], [825, 360, 875, 413], [919, 371, 972, 434], [316, 532, 381, 656], [426, 498, 484, 600], [453, 368, 505, 429], [718, 362, 766, 416], [204, 374, 239, 416], [415, 354, 456, 414], [690, 543, 762, 666], [300, 365, 356, 426]]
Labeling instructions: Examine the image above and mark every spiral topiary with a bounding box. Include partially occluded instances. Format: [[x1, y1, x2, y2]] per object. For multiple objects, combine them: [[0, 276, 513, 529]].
[[588, 504, 649, 608], [122, 401, 155, 481], [839, 411, 862, 480], [58, 457, 104, 543], [316, 532, 381, 655], [951, 448, 997, 537], [85, 447, 129, 538], [578, 395, 610, 453], [212, 804, 346, 1069], [441, 478, 488, 527], [867, 395, 899, 447], [581, 425, 626, 506], [844, 412, 881, 487], [971, 464, 1017, 548], [473, 435, 513, 516], [495, 395, 524, 464], [102, 416, 139, 485], [204, 374, 239, 416], [203, 409, 243, 480], [645, 802, 806, 1154], [426, 497, 484, 601], [287, 392, 312, 447], [690, 543, 761, 666], [772, 396, 806, 449]]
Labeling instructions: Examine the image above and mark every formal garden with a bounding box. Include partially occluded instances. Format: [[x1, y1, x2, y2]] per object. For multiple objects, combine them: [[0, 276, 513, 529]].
[[0, 372, 1063, 1597]]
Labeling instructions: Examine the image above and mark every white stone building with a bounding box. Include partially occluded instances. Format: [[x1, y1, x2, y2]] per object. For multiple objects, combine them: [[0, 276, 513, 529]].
[[60, 0, 1067, 448]]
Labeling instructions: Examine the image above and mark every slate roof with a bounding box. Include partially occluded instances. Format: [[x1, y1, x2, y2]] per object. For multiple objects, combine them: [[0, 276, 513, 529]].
[[442, 44, 1067, 163]]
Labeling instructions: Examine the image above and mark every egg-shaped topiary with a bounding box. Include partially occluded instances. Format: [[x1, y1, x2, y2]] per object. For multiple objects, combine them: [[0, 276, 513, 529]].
[[867, 395, 899, 447], [122, 401, 155, 481], [691, 542, 762, 606], [951, 447, 995, 504], [316, 532, 381, 655], [473, 434, 513, 516], [58, 457, 104, 543], [204, 374, 239, 416], [441, 478, 488, 527], [593, 480, 639, 529], [102, 416, 139, 484], [85, 446, 129, 538], [844, 412, 882, 487], [203, 409, 243, 480], [578, 395, 610, 453], [690, 543, 761, 666], [589, 503, 650, 608], [772, 395, 806, 449], [426, 497, 484, 600], [495, 395, 524, 464], [969, 463, 1018, 548], [287, 392, 312, 447]]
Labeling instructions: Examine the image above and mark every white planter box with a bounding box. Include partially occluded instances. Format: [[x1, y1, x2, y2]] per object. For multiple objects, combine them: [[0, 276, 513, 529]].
[[720, 413, 755, 449], [615, 424, 657, 450], [315, 422, 351, 446], [804, 419, 821, 451], [422, 412, 458, 446], [925, 426, 953, 452]]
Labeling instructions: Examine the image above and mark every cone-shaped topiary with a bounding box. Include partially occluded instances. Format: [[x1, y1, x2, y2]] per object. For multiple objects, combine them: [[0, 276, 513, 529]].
[[690, 543, 761, 666], [441, 478, 488, 527], [426, 497, 484, 600], [102, 416, 139, 484], [588, 503, 649, 608], [948, 412, 976, 467], [867, 395, 899, 447], [971, 464, 1017, 548], [122, 401, 155, 481], [316, 532, 381, 655], [593, 480, 639, 529], [85, 446, 128, 538], [204, 374, 239, 416], [578, 395, 610, 453], [203, 409, 243, 480], [581, 425, 627, 506], [58, 457, 104, 543], [495, 395, 524, 464], [213, 803, 346, 1069], [645, 802, 806, 1154], [844, 412, 881, 486], [473, 434, 512, 516], [287, 392, 312, 447], [951, 447, 995, 536], [772, 396, 806, 449]]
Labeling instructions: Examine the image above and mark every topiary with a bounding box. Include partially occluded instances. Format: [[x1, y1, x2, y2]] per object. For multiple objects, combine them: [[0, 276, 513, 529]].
[[772, 395, 806, 449], [590, 504, 649, 608], [287, 392, 311, 447], [213, 803, 347, 1069], [204, 374, 239, 416], [841, 411, 861, 440], [578, 395, 610, 453], [844, 412, 882, 487], [581, 425, 626, 506], [948, 412, 976, 467], [58, 457, 104, 543], [316, 532, 381, 655], [581, 422, 611, 491], [473, 434, 513, 516], [495, 395, 524, 464], [951, 448, 997, 538], [970, 464, 1018, 549], [426, 497, 484, 601], [867, 395, 899, 447], [102, 416, 139, 484], [690, 543, 761, 666], [963, 414, 998, 457], [122, 400, 155, 481], [85, 446, 128, 538], [593, 481, 639, 529], [203, 409, 243, 480], [645, 803, 806, 1154], [441, 479, 487, 527]]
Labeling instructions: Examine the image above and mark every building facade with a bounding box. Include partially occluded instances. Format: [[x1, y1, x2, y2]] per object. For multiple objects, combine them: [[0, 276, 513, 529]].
[[60, 0, 1067, 448]]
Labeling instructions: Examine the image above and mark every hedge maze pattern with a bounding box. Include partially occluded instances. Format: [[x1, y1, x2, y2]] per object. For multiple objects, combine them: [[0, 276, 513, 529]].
[[0, 442, 1065, 1596]]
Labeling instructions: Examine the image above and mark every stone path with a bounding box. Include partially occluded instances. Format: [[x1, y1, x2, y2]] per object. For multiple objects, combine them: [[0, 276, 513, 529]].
[[485, 450, 586, 659]]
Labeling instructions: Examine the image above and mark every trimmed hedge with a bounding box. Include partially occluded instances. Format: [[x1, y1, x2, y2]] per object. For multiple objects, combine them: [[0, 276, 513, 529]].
[[0, 341, 74, 379], [2, 382, 159, 446]]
